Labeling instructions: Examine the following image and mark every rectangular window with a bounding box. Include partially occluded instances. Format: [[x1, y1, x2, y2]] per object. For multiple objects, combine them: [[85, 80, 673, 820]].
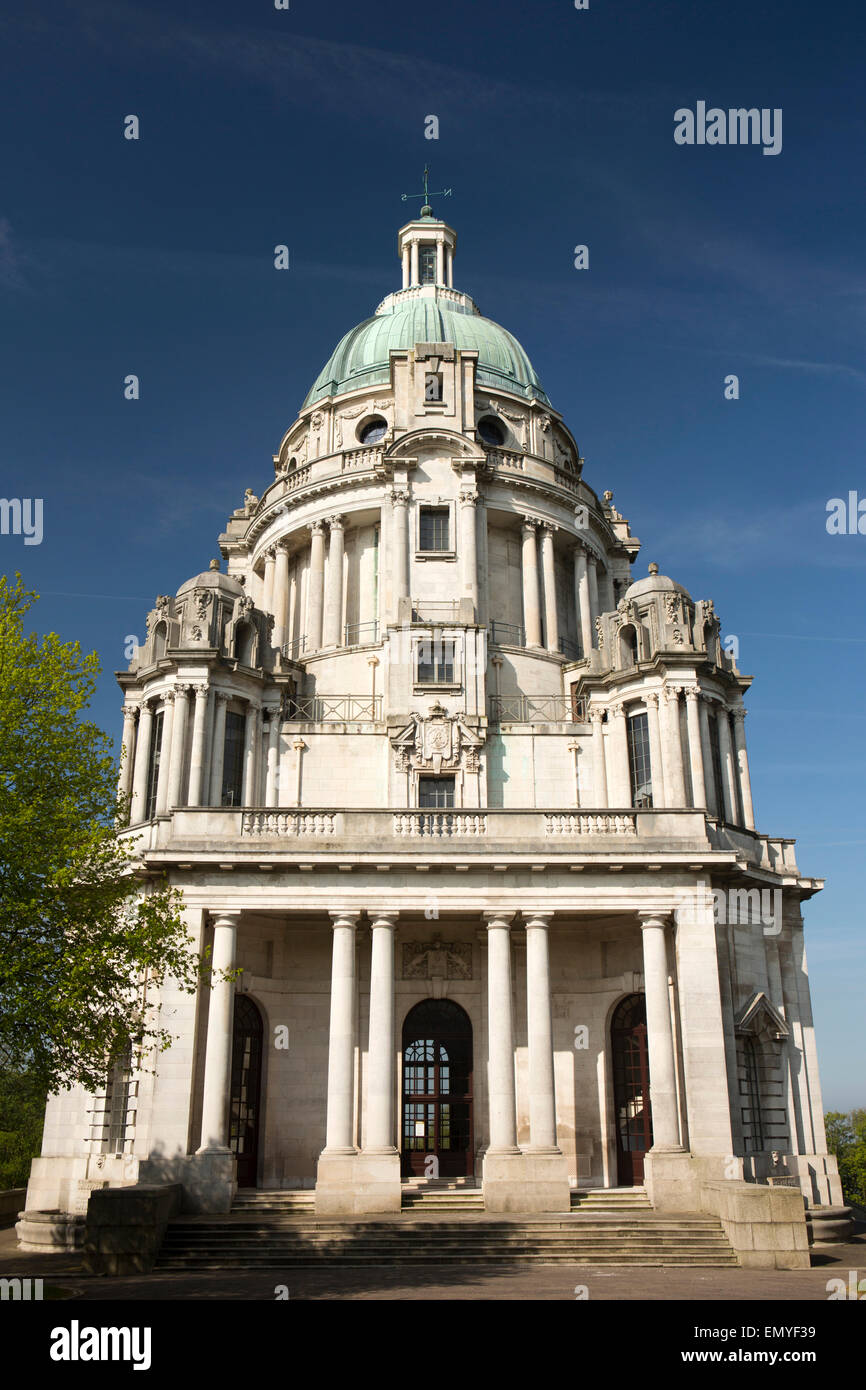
[[417, 638, 455, 685], [222, 710, 246, 806], [709, 712, 726, 818], [627, 711, 653, 808], [419, 505, 450, 551], [419, 244, 436, 284], [105, 1048, 135, 1154], [144, 710, 164, 820], [418, 775, 455, 808]]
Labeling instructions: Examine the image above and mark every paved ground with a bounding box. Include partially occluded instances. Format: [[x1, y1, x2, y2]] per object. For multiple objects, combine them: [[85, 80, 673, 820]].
[[2, 1223, 864, 1300]]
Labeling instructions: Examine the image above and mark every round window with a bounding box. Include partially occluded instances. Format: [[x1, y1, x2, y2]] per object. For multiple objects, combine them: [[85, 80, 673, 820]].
[[477, 415, 506, 447], [359, 417, 387, 445]]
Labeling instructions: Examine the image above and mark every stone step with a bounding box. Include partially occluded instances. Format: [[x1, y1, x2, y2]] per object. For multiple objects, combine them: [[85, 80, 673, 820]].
[[158, 1253, 738, 1268]]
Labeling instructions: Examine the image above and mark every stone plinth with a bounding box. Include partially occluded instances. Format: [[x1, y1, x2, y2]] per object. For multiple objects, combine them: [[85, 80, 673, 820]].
[[315, 1152, 402, 1216], [482, 1151, 570, 1212]]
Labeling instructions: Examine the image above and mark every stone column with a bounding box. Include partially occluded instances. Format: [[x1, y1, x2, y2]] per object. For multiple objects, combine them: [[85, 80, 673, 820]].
[[717, 706, 738, 823], [540, 522, 559, 653], [166, 684, 190, 809], [365, 911, 399, 1153], [523, 913, 560, 1151], [638, 913, 683, 1152], [731, 707, 755, 829], [307, 521, 326, 650], [698, 698, 718, 815], [590, 708, 608, 807], [130, 702, 153, 823], [402, 245, 410, 288], [242, 701, 260, 807], [118, 704, 137, 806], [197, 912, 239, 1153], [390, 491, 410, 608], [262, 547, 276, 616], [436, 240, 445, 286], [272, 543, 290, 649], [609, 703, 632, 805], [520, 518, 542, 648], [187, 684, 209, 808], [209, 692, 229, 807], [684, 688, 707, 810], [459, 493, 478, 614], [587, 553, 599, 631], [483, 912, 519, 1153], [323, 514, 345, 649], [645, 692, 666, 808], [660, 686, 686, 807], [410, 241, 419, 286], [573, 545, 593, 656], [265, 705, 281, 807], [323, 910, 359, 1154], [154, 692, 175, 816]]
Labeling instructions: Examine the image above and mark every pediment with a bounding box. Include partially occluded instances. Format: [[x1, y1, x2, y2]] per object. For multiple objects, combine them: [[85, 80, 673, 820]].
[[384, 429, 485, 463], [734, 992, 789, 1040]]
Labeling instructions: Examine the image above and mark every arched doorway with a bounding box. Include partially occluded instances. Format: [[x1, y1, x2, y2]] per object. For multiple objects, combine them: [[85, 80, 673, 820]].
[[401, 1000, 473, 1178], [611, 993, 653, 1185], [229, 995, 263, 1188]]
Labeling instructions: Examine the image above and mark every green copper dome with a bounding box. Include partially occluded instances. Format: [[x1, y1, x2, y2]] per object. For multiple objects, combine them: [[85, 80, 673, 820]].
[[303, 291, 550, 408]]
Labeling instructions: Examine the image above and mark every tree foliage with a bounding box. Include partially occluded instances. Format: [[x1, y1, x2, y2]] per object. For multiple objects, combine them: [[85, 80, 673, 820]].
[[0, 574, 204, 1095], [825, 1109, 866, 1209], [0, 1066, 45, 1188]]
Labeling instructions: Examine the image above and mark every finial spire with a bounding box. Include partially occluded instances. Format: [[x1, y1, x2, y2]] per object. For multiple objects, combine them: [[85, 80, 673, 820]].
[[401, 164, 452, 218]]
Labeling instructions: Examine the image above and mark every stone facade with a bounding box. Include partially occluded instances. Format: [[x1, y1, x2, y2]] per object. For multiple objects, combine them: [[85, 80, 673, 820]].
[[25, 210, 841, 1224]]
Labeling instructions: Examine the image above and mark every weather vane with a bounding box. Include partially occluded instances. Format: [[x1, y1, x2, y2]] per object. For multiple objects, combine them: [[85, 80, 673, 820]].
[[401, 165, 452, 214]]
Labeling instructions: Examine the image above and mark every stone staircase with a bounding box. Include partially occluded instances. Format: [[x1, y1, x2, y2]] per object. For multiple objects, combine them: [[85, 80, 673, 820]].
[[155, 1183, 737, 1269], [570, 1187, 653, 1213]]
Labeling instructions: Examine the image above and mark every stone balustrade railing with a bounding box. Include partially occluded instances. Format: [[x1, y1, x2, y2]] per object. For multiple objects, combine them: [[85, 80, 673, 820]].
[[544, 812, 637, 836], [392, 811, 488, 838], [242, 811, 337, 836]]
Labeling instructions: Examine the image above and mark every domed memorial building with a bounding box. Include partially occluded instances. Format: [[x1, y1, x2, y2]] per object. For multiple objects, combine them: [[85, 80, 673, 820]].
[[24, 205, 841, 1256]]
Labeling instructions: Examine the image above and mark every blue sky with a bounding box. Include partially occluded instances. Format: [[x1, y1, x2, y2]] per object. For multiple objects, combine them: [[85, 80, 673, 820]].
[[0, 0, 863, 1108]]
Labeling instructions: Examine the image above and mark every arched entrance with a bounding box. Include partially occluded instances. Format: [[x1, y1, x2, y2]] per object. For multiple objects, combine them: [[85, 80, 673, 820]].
[[401, 1000, 473, 1178], [229, 995, 263, 1188], [611, 993, 653, 1185]]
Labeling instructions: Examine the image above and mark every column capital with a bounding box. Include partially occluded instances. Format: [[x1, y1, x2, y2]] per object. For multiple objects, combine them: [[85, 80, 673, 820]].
[[589, 706, 605, 726], [329, 909, 360, 929], [327, 513, 345, 531], [522, 911, 554, 929], [162, 689, 176, 707], [608, 701, 625, 719], [483, 911, 515, 930], [572, 538, 589, 557], [121, 703, 138, 720], [645, 691, 660, 709], [730, 704, 747, 723], [638, 911, 672, 931], [209, 911, 241, 930], [214, 689, 231, 706], [389, 488, 409, 506], [458, 491, 477, 508], [367, 910, 399, 930], [683, 686, 700, 704], [539, 519, 557, 535], [585, 550, 598, 569], [192, 682, 208, 699], [662, 684, 682, 704], [309, 519, 326, 536], [521, 515, 540, 532]]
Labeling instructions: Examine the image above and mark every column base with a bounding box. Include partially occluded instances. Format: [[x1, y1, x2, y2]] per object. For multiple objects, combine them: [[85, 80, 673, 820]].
[[315, 1151, 401, 1216], [482, 1150, 571, 1213], [182, 1152, 236, 1214], [643, 1151, 737, 1211]]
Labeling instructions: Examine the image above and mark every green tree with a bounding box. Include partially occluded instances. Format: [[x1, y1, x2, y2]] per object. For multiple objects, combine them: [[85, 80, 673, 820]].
[[0, 1066, 45, 1188], [0, 573, 205, 1097], [825, 1109, 866, 1209]]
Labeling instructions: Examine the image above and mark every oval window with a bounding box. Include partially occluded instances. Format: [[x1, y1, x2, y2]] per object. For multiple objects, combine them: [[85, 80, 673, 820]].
[[359, 417, 387, 445], [477, 415, 506, 447]]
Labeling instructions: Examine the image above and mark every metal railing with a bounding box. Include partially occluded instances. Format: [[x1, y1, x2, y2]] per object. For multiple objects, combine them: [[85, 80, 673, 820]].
[[412, 600, 460, 622], [488, 620, 525, 648], [283, 695, 382, 722], [283, 635, 307, 662], [344, 620, 379, 647], [489, 695, 586, 723]]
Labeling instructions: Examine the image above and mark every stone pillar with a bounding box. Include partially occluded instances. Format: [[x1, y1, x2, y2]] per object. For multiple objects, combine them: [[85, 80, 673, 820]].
[[573, 545, 593, 657], [322, 910, 359, 1155], [209, 692, 228, 807], [609, 703, 632, 805], [322, 514, 345, 649], [436, 240, 445, 285], [459, 493, 478, 614], [154, 692, 175, 816], [197, 912, 239, 1153], [731, 707, 755, 829], [698, 698, 718, 815], [242, 702, 260, 807], [272, 543, 290, 649], [130, 700, 153, 823], [187, 684, 209, 808], [600, 566, 615, 614], [540, 522, 559, 653], [262, 548, 276, 615], [660, 686, 686, 806], [587, 553, 599, 631], [390, 490, 410, 608], [365, 911, 399, 1153], [402, 245, 410, 288], [717, 706, 738, 823], [645, 692, 666, 808], [410, 241, 419, 286], [307, 521, 326, 650], [684, 688, 707, 810], [165, 684, 190, 810], [523, 913, 559, 1151], [483, 912, 519, 1154], [638, 913, 683, 1153], [118, 704, 137, 808], [590, 708, 608, 807], [520, 518, 542, 648], [265, 705, 281, 807]]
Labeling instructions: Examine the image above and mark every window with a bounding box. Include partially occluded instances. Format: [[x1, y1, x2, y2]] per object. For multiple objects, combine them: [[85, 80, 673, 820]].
[[419, 775, 455, 808], [627, 711, 653, 808], [417, 639, 455, 685], [359, 417, 387, 445], [419, 243, 437, 284], [424, 372, 443, 402], [222, 710, 246, 806], [105, 1047, 135, 1154], [144, 710, 164, 820], [743, 1037, 764, 1153], [477, 415, 506, 447], [419, 506, 450, 551]]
